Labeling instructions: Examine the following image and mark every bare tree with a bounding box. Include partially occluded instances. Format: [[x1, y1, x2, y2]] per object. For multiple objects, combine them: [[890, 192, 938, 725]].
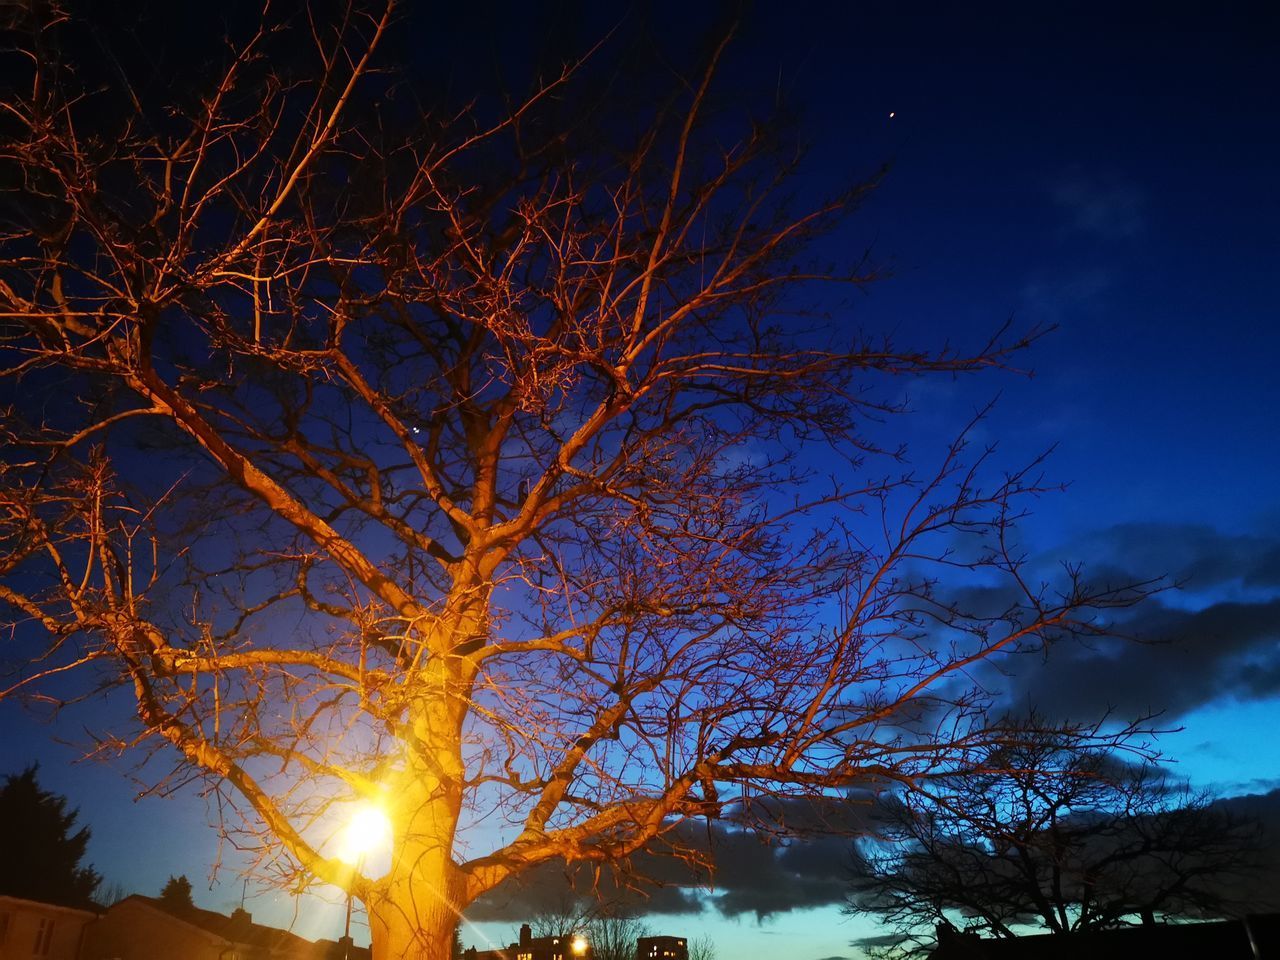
[[523, 896, 596, 941], [586, 912, 652, 960], [479, 885, 650, 958], [0, 4, 1158, 959], [505, 895, 647, 960], [688, 935, 717, 960], [847, 721, 1264, 955], [97, 880, 130, 907]]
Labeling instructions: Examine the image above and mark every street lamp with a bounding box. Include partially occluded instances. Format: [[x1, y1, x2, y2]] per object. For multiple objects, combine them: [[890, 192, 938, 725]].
[[340, 804, 392, 865], [571, 935, 588, 956], [338, 803, 392, 959]]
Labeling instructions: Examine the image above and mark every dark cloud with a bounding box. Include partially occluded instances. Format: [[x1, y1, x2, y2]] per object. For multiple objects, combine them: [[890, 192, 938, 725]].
[[470, 523, 1280, 927], [1215, 786, 1280, 828], [709, 831, 852, 920], [930, 597, 1278, 727], [1066, 523, 1280, 591], [467, 787, 1280, 927], [960, 523, 1280, 723], [1198, 787, 1280, 911], [734, 794, 881, 837], [1219, 776, 1280, 795], [465, 857, 706, 922], [468, 798, 876, 923], [1003, 596, 1280, 722]]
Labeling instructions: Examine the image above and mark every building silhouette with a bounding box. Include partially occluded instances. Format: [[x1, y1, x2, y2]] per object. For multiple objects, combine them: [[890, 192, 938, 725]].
[[463, 922, 591, 960], [0, 893, 373, 960], [636, 934, 688, 960]]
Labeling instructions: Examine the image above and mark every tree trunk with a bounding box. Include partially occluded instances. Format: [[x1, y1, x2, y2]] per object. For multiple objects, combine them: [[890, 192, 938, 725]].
[[366, 683, 469, 960], [367, 857, 464, 960]]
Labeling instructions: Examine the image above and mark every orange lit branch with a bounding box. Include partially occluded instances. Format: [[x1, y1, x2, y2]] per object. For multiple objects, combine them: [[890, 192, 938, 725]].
[[0, 8, 1163, 959]]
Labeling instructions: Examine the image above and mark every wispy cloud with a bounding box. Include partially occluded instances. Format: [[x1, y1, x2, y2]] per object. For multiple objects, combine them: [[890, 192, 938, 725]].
[[1050, 171, 1145, 239], [1019, 267, 1114, 327]]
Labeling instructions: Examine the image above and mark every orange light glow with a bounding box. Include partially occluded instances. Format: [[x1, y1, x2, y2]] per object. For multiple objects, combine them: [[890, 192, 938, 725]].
[[338, 803, 392, 864]]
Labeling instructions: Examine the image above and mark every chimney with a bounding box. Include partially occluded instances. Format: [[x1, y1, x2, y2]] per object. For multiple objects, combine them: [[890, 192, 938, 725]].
[[229, 908, 253, 941], [520, 924, 532, 947]]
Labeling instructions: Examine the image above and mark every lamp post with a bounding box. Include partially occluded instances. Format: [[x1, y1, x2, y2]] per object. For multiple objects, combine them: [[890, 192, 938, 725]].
[[342, 868, 360, 956], [338, 804, 392, 959]]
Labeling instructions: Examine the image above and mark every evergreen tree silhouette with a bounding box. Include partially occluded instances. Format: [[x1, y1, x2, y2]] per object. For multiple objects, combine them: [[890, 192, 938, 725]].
[[159, 874, 195, 913], [0, 766, 101, 908]]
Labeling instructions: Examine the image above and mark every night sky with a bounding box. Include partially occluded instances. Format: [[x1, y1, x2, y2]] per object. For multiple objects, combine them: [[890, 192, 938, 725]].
[[2, 3, 1278, 959]]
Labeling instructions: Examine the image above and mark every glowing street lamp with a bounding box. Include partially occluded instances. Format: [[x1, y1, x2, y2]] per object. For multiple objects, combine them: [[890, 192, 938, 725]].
[[571, 935, 588, 956], [339, 804, 392, 866], [338, 803, 392, 958]]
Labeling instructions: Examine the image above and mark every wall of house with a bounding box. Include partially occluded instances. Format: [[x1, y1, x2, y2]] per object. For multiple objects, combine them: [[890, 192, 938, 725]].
[[79, 899, 228, 960], [0, 896, 96, 960]]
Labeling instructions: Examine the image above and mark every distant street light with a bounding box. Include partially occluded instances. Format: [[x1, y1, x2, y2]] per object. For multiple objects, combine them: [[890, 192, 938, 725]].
[[571, 935, 588, 956]]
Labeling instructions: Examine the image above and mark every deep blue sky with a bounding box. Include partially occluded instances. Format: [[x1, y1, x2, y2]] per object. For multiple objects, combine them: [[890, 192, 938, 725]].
[[2, 4, 1278, 959]]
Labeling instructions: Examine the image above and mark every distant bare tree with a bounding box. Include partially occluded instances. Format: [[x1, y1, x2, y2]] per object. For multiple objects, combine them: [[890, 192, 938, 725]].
[[97, 880, 130, 907], [503, 894, 648, 960], [688, 935, 717, 960], [587, 913, 652, 960], [847, 720, 1263, 954], [0, 3, 1159, 959], [523, 896, 596, 941]]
